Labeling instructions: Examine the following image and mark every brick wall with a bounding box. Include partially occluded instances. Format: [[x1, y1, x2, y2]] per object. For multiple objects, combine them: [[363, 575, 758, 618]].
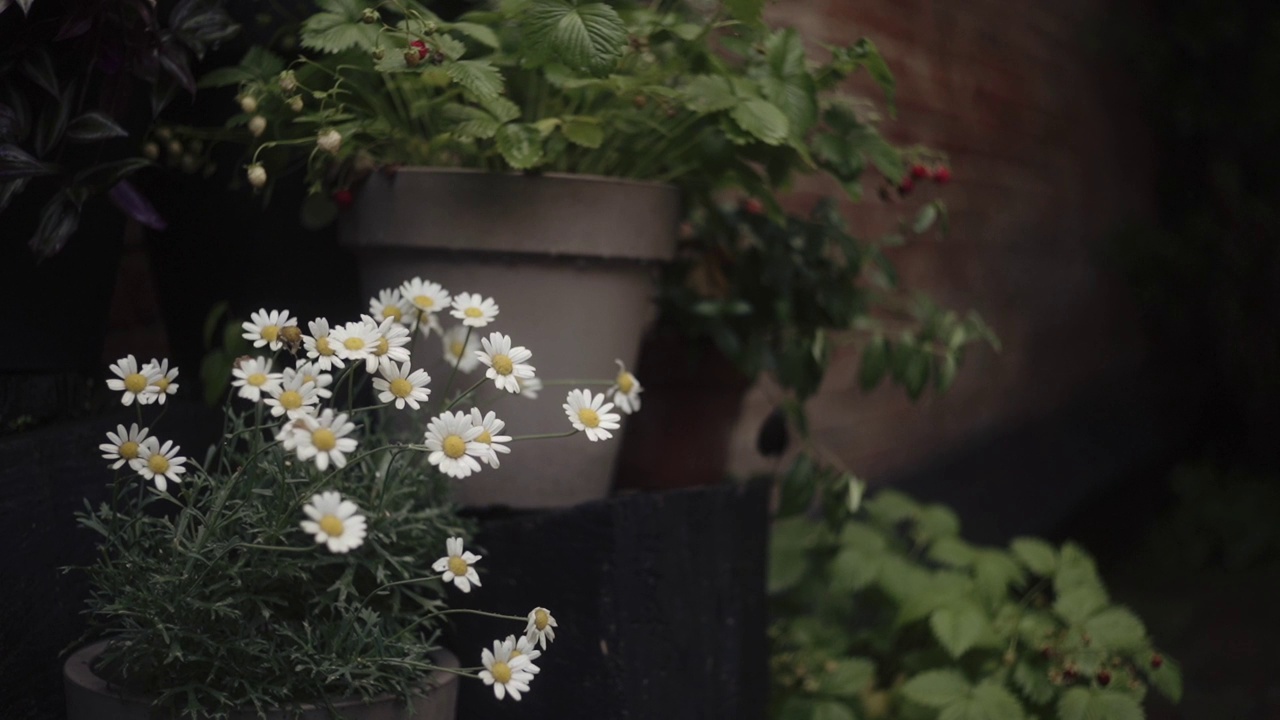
[[728, 0, 1156, 480]]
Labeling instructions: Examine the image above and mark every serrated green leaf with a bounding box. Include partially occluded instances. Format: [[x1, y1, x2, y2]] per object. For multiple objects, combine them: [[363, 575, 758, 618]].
[[1145, 655, 1181, 703], [770, 516, 819, 594], [864, 489, 919, 525], [495, 123, 544, 169], [967, 680, 1025, 720], [730, 97, 790, 145], [852, 38, 896, 110], [444, 105, 503, 140], [864, 132, 905, 184], [900, 347, 930, 399], [683, 75, 738, 113], [725, 0, 765, 25], [446, 21, 500, 48], [1053, 586, 1109, 626], [901, 669, 971, 708], [929, 536, 978, 567], [1010, 537, 1058, 576], [1012, 660, 1056, 705], [480, 95, 522, 123], [830, 545, 882, 593], [812, 701, 856, 720], [445, 59, 504, 100], [523, 0, 627, 75], [917, 505, 961, 538], [930, 600, 992, 658], [819, 658, 875, 699], [838, 520, 886, 551], [973, 551, 1026, 605], [300, 0, 380, 53], [858, 337, 889, 391], [1083, 607, 1147, 652], [1057, 687, 1144, 720], [1055, 543, 1103, 592], [562, 116, 604, 148]]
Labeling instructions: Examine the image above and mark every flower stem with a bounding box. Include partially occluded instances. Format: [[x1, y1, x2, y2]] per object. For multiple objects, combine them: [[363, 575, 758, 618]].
[[444, 377, 488, 412], [439, 326, 473, 407], [510, 430, 580, 442]]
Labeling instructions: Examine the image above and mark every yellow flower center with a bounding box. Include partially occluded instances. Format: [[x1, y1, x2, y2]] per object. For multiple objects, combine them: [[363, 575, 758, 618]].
[[578, 408, 600, 428], [119, 440, 140, 460], [464, 307, 483, 318], [491, 354, 513, 375], [316, 337, 334, 356], [147, 454, 170, 474], [449, 341, 465, 358], [381, 305, 402, 321], [375, 338, 390, 356], [247, 372, 268, 387], [261, 325, 280, 343], [281, 326, 303, 345], [154, 377, 170, 392], [443, 434, 466, 459], [312, 428, 337, 451], [389, 378, 413, 398], [319, 514, 344, 537], [477, 430, 492, 444], [344, 337, 366, 351], [447, 555, 468, 576], [617, 372, 635, 394], [490, 661, 512, 685], [124, 373, 148, 393], [279, 390, 303, 410], [414, 294, 434, 309], [534, 608, 550, 631]]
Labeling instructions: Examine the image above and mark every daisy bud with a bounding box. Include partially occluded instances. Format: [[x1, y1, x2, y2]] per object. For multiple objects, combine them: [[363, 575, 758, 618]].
[[281, 325, 303, 350], [288, 96, 304, 113], [239, 94, 259, 114], [248, 115, 268, 138], [246, 164, 268, 189], [142, 142, 160, 161], [317, 129, 343, 155], [154, 126, 172, 141], [180, 154, 199, 173], [166, 139, 183, 157], [278, 70, 298, 93]]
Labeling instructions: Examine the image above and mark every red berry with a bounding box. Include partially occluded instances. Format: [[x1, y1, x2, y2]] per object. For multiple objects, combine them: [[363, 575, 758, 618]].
[[1096, 670, 1112, 687], [1150, 654, 1164, 669], [742, 198, 764, 215], [898, 177, 914, 195], [332, 189, 353, 209], [933, 166, 952, 184], [410, 39, 428, 60], [910, 163, 929, 179]]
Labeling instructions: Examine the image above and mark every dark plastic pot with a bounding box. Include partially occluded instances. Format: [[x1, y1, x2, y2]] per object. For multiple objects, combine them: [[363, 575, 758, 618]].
[[64, 642, 459, 720]]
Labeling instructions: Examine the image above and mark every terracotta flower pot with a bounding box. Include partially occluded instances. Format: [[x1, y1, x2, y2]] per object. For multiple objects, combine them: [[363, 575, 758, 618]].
[[64, 641, 459, 720], [339, 168, 680, 510]]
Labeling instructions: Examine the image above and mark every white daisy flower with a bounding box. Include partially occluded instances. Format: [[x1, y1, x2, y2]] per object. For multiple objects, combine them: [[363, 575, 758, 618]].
[[423, 411, 486, 479], [129, 438, 186, 493], [431, 536, 482, 592], [99, 423, 151, 470], [294, 360, 334, 399], [469, 408, 512, 468], [563, 389, 622, 442], [290, 409, 358, 471], [524, 607, 558, 650], [142, 358, 180, 404], [106, 355, 161, 406], [476, 332, 535, 394], [242, 308, 297, 351], [330, 319, 381, 372], [416, 310, 443, 338], [449, 292, 499, 328], [372, 359, 431, 410], [516, 376, 542, 399], [303, 318, 344, 372], [230, 356, 282, 402], [368, 315, 412, 371], [479, 638, 535, 701], [369, 287, 412, 326], [400, 277, 451, 320], [300, 491, 367, 554], [263, 368, 320, 418], [610, 359, 643, 414], [441, 325, 481, 373], [509, 634, 543, 674]]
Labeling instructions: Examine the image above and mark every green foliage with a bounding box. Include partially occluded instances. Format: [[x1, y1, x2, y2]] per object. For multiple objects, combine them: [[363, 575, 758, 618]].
[[76, 366, 469, 716], [768, 479, 1181, 720]]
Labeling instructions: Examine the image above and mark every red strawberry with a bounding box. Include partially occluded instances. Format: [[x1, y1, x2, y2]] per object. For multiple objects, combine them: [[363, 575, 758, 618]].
[[410, 39, 428, 60], [898, 177, 915, 195], [742, 197, 764, 215], [910, 163, 929, 179], [933, 166, 952, 184], [1096, 670, 1112, 687], [1150, 654, 1164, 669], [332, 189, 354, 209]]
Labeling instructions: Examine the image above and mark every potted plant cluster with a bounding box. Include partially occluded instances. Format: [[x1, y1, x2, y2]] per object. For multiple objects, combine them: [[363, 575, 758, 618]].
[[156, 0, 919, 507], [63, 274, 628, 718], [0, 0, 237, 375]]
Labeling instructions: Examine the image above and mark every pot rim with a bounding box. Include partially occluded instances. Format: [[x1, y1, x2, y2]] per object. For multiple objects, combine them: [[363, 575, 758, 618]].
[[65, 639, 459, 713]]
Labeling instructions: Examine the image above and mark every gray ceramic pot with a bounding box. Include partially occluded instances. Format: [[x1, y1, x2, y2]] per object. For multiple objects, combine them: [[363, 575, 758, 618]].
[[64, 642, 459, 720], [340, 168, 680, 509]]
